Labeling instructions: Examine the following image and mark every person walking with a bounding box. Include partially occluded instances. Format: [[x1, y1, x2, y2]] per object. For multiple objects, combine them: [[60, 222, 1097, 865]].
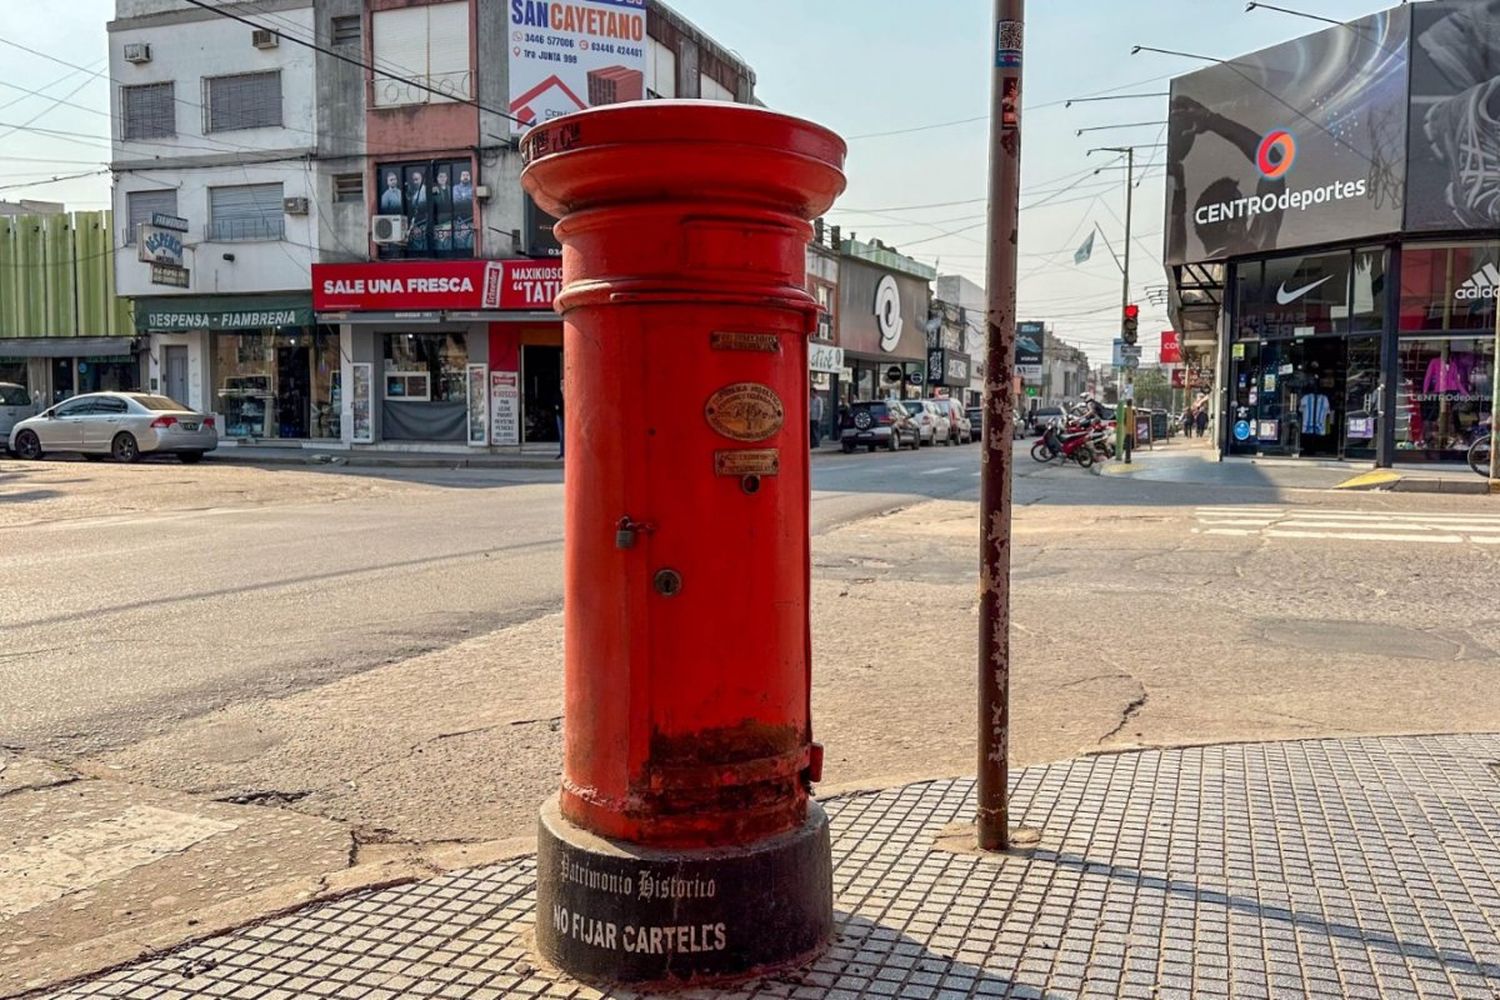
[[555, 387, 565, 461], [1195, 406, 1209, 439], [809, 389, 825, 449]]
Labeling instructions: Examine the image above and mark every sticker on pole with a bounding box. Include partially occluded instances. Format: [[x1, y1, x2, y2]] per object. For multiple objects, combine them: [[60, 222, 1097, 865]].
[[705, 383, 785, 442], [995, 20, 1023, 68]]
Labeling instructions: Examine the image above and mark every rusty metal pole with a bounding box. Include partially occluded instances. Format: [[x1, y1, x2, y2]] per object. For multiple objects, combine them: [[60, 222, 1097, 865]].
[[978, 0, 1023, 853]]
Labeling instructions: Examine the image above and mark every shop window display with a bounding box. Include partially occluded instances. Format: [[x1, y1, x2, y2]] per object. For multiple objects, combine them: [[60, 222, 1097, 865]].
[[215, 329, 340, 439], [382, 333, 469, 441], [1396, 243, 1498, 460], [77, 357, 139, 395], [1395, 338, 1494, 459]]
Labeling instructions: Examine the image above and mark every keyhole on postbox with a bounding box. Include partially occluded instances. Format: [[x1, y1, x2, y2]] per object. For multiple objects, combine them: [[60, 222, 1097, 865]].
[[653, 568, 683, 597], [741, 474, 761, 495]]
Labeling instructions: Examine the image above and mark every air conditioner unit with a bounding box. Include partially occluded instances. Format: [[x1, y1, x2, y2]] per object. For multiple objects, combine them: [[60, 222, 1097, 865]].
[[282, 196, 309, 215], [252, 29, 279, 49], [123, 43, 151, 64], [371, 215, 408, 244]]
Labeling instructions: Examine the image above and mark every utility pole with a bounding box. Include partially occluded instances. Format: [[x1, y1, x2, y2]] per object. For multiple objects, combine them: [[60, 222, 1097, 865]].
[[978, 0, 1023, 853], [1122, 146, 1134, 416]]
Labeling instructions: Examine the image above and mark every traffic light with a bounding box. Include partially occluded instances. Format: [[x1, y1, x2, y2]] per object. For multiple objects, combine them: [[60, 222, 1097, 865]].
[[1122, 304, 1140, 345]]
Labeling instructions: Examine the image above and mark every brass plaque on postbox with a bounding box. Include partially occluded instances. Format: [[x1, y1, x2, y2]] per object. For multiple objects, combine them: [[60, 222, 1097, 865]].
[[704, 382, 785, 442], [714, 449, 781, 477], [710, 331, 781, 354]]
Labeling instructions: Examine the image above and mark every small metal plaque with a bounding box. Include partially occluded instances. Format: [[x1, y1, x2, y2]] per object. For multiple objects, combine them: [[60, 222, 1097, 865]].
[[714, 449, 780, 477], [704, 383, 785, 442], [711, 332, 781, 354]]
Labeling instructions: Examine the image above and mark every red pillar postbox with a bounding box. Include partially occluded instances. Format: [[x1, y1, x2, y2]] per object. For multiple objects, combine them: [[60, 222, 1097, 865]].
[[520, 102, 846, 984]]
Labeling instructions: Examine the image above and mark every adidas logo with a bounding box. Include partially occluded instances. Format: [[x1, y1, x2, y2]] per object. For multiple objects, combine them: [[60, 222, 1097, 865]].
[[1455, 263, 1500, 300]]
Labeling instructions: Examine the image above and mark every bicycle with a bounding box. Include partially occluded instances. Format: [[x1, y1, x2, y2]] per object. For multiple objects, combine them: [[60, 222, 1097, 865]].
[[1469, 428, 1492, 478]]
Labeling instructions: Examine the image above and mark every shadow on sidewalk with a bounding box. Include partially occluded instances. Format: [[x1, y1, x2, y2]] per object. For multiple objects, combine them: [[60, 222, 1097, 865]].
[[747, 912, 1072, 1000], [1036, 850, 1500, 982]]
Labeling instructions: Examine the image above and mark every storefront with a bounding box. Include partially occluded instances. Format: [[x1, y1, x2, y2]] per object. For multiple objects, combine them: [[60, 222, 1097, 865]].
[[136, 295, 327, 440], [927, 348, 973, 403], [0, 337, 143, 405], [312, 259, 563, 449], [809, 342, 843, 440], [1164, 1, 1500, 467], [836, 251, 932, 408]]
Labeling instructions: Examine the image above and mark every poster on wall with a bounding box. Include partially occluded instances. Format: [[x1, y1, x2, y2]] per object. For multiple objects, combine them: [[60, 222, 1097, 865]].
[[507, 0, 648, 136], [1164, 8, 1410, 265], [351, 363, 373, 444], [1016, 321, 1044, 381], [466, 364, 489, 446], [491, 370, 521, 447], [1406, 1, 1500, 230]]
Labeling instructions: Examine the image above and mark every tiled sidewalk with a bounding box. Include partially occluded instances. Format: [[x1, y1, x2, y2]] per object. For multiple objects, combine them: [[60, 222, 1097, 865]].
[[34, 735, 1500, 1000]]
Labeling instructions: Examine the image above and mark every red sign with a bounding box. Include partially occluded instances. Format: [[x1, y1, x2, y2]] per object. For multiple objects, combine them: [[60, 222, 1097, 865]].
[[1160, 330, 1182, 364], [1171, 368, 1186, 388], [313, 260, 562, 313]]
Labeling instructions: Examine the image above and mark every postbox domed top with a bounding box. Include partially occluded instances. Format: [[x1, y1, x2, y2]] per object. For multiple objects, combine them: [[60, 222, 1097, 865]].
[[519, 101, 847, 222]]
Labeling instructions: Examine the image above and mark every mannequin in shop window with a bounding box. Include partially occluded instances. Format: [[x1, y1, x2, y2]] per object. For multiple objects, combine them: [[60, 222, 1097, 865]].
[[1422, 350, 1475, 449]]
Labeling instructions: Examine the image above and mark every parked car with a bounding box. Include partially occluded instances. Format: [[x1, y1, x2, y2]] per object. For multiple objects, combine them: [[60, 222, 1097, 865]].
[[900, 399, 952, 446], [0, 382, 35, 443], [839, 399, 921, 453], [963, 406, 1027, 441], [934, 398, 973, 444], [8, 392, 219, 464], [1029, 405, 1065, 436]]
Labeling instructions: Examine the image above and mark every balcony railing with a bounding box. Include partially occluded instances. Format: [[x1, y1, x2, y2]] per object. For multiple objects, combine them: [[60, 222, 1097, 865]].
[[207, 217, 285, 242]]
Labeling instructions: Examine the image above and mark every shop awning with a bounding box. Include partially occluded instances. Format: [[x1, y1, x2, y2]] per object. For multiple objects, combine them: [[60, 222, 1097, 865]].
[[0, 337, 139, 359], [315, 311, 559, 324], [135, 295, 314, 332]]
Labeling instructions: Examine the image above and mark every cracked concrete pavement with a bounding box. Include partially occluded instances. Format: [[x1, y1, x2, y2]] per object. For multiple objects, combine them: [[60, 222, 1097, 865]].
[[5, 447, 1500, 995]]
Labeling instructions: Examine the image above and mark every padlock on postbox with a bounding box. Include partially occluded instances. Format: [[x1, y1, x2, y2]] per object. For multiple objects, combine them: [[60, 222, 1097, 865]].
[[521, 101, 846, 985]]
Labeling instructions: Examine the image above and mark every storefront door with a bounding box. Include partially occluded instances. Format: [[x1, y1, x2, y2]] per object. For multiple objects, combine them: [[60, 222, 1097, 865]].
[[522, 345, 561, 444], [51, 358, 74, 403], [275, 344, 311, 439], [1231, 337, 1366, 459], [164, 346, 189, 406]]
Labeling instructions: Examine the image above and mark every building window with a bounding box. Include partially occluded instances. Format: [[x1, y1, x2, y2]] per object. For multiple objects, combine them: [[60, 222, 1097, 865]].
[[330, 14, 361, 46], [646, 38, 676, 99], [125, 188, 177, 244], [204, 70, 282, 132], [699, 73, 734, 103], [120, 82, 175, 140], [373, 158, 474, 259], [332, 173, 364, 203], [371, 1, 470, 109], [208, 183, 285, 241]]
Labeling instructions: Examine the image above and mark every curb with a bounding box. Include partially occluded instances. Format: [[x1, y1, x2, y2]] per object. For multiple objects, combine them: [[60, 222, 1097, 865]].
[[1325, 470, 1495, 495], [205, 454, 564, 471]]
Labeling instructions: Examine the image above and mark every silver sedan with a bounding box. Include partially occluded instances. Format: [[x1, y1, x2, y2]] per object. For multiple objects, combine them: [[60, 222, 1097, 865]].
[[8, 392, 219, 464]]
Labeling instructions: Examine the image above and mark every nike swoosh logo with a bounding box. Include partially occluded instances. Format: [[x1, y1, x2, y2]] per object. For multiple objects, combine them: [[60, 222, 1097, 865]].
[[1276, 275, 1334, 305]]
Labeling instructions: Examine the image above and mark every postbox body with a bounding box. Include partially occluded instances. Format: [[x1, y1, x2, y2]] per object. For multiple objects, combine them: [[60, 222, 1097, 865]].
[[522, 102, 846, 983]]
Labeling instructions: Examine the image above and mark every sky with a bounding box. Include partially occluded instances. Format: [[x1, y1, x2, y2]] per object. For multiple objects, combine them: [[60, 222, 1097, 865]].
[[0, 0, 1403, 364]]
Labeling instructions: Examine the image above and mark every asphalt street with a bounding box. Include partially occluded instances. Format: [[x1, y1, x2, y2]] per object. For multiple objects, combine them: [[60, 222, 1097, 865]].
[[0, 442, 988, 754], [4, 440, 1500, 994]]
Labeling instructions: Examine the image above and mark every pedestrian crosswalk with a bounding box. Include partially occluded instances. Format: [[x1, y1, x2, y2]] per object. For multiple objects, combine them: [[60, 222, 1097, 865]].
[[1193, 506, 1500, 545]]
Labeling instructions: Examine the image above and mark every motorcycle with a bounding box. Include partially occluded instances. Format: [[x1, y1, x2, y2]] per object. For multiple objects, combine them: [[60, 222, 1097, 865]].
[[1031, 418, 1110, 469]]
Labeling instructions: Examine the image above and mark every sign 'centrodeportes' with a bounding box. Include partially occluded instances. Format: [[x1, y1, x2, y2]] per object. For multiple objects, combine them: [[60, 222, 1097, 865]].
[[519, 100, 847, 985]]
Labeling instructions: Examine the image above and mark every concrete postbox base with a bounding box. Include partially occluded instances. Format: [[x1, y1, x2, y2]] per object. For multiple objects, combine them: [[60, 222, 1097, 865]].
[[535, 795, 833, 985]]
